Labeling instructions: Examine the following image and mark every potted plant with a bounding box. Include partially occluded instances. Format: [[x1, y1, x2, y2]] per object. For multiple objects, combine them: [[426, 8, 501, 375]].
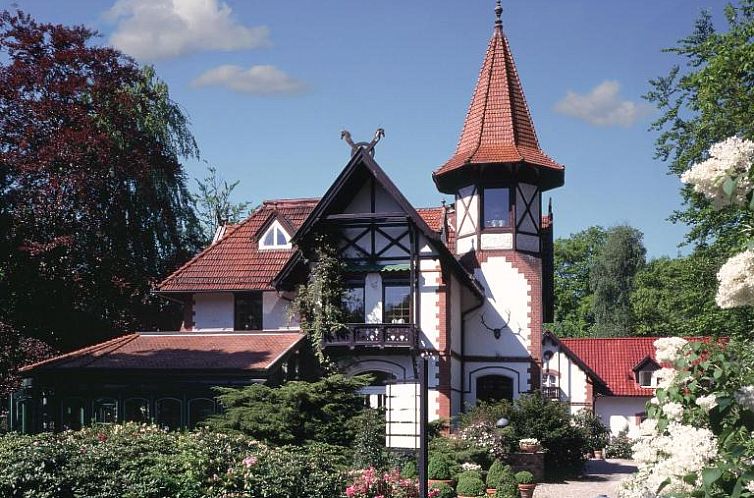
[[456, 470, 487, 498], [485, 460, 511, 497], [518, 438, 540, 453], [428, 454, 456, 488], [515, 471, 536, 498]]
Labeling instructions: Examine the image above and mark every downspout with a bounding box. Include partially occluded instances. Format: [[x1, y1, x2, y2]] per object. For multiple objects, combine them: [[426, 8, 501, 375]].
[[460, 298, 484, 414]]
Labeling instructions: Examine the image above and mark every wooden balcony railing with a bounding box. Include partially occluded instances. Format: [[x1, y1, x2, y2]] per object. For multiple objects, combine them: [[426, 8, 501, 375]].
[[324, 323, 418, 350]]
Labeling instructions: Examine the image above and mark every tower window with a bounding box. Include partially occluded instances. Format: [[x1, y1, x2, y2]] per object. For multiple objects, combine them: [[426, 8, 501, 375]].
[[482, 187, 510, 228]]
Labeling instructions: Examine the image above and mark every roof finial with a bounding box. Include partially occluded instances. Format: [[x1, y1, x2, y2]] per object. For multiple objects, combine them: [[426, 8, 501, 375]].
[[495, 0, 503, 28]]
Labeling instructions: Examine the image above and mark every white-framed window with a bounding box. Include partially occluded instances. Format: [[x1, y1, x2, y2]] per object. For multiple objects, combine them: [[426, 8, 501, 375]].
[[638, 370, 654, 387], [258, 220, 292, 250]]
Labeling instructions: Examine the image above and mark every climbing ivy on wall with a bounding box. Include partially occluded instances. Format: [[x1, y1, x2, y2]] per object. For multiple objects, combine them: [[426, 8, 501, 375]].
[[291, 235, 346, 369]]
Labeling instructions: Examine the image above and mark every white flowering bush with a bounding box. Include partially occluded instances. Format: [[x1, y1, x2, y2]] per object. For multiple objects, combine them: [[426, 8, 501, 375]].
[[715, 250, 754, 309], [618, 340, 754, 498], [681, 136, 754, 209]]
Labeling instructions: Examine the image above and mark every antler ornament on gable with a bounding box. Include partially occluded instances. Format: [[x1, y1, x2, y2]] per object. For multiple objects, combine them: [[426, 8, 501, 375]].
[[340, 128, 385, 157], [480, 313, 505, 340]]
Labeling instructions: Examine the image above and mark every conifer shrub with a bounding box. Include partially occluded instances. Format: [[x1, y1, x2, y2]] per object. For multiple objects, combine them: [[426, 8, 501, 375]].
[[428, 454, 454, 480], [485, 459, 514, 489], [514, 470, 535, 484], [455, 470, 486, 497]]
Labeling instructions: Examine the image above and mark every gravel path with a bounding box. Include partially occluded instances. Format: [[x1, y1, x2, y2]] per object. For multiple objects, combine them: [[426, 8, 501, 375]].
[[533, 459, 637, 498]]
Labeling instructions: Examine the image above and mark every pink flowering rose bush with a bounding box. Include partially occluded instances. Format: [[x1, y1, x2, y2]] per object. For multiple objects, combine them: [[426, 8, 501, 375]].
[[619, 339, 754, 498], [345, 467, 440, 498]]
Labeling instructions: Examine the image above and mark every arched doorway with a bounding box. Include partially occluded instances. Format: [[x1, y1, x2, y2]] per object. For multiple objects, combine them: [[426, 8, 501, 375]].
[[476, 374, 514, 403]]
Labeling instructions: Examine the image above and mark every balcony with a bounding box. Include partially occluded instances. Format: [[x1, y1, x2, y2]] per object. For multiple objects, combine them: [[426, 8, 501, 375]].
[[324, 323, 417, 350]]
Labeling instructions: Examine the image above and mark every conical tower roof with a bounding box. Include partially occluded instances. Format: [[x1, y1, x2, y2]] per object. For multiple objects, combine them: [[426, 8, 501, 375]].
[[434, 5, 564, 193]]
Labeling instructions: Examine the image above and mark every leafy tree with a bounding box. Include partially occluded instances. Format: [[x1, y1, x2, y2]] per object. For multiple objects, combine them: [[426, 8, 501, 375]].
[[193, 164, 251, 245], [631, 250, 754, 337], [549, 226, 607, 337], [208, 374, 371, 447], [0, 11, 201, 350], [590, 225, 646, 336], [645, 1, 754, 252]]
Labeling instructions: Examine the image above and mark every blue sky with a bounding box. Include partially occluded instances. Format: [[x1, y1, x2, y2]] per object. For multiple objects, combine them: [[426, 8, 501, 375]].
[[4, 0, 731, 257]]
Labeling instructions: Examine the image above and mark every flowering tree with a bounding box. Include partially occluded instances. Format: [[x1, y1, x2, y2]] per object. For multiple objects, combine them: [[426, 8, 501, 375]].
[[680, 136, 754, 309], [619, 338, 754, 497]]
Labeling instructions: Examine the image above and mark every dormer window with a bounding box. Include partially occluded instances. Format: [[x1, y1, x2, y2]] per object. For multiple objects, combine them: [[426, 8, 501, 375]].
[[638, 370, 654, 387], [482, 187, 511, 228], [258, 220, 292, 250], [633, 356, 660, 387]]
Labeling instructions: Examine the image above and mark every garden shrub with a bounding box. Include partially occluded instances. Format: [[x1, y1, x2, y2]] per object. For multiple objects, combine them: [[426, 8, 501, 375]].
[[353, 408, 388, 470], [507, 394, 589, 479], [208, 373, 371, 446], [345, 467, 423, 498], [430, 430, 492, 470], [515, 470, 534, 484], [430, 482, 457, 498], [492, 469, 517, 498], [604, 428, 632, 459], [428, 454, 454, 480], [455, 470, 486, 497], [0, 424, 347, 498], [572, 409, 609, 452], [401, 459, 418, 479], [485, 459, 511, 488]]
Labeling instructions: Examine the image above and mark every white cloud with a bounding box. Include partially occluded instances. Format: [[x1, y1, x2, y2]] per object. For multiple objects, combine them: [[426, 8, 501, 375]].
[[191, 65, 306, 96], [107, 0, 270, 60], [554, 80, 651, 127]]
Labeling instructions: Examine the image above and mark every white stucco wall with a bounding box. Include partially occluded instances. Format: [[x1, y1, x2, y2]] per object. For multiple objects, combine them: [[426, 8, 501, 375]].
[[419, 259, 442, 351], [193, 293, 234, 331], [542, 338, 590, 414], [456, 185, 478, 237], [262, 291, 298, 330], [595, 396, 650, 438], [465, 256, 531, 358]]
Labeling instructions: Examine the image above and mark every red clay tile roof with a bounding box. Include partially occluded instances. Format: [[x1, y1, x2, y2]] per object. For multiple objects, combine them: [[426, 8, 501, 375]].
[[20, 332, 305, 373], [558, 336, 716, 397], [435, 23, 563, 182], [158, 198, 319, 292], [416, 207, 445, 232]]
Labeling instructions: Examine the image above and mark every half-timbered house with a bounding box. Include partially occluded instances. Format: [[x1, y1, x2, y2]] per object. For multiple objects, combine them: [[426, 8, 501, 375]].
[[13, 4, 568, 434]]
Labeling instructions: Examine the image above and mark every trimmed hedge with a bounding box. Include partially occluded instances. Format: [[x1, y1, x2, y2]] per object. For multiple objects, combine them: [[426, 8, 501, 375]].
[[0, 423, 347, 498]]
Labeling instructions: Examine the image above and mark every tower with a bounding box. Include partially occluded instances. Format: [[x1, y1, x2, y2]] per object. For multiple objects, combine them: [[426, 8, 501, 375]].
[[434, 2, 565, 401]]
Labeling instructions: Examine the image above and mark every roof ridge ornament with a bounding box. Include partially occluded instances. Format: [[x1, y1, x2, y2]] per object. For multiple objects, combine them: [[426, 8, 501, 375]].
[[341, 128, 385, 157], [495, 0, 502, 29]]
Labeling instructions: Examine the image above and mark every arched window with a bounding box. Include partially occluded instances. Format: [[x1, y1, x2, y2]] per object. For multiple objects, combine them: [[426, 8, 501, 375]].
[[61, 398, 86, 430], [93, 398, 118, 423], [476, 375, 514, 403], [542, 372, 560, 400], [188, 399, 215, 428], [155, 398, 182, 430], [124, 398, 150, 423]]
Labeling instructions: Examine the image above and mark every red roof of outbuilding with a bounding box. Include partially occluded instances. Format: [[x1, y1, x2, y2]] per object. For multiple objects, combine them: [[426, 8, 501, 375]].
[[20, 332, 305, 373], [557, 336, 719, 397], [157, 198, 319, 292], [434, 18, 563, 191]]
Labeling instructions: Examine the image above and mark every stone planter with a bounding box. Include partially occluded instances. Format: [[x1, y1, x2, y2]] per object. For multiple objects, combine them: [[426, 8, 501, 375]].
[[594, 449, 604, 460], [486, 488, 496, 497], [517, 483, 537, 498]]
